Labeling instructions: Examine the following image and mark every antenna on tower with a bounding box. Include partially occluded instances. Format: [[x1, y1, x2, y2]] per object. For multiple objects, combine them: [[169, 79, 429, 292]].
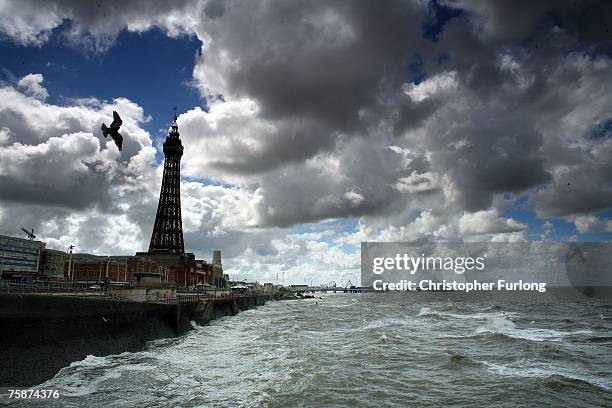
[[173, 106, 177, 120], [21, 227, 35, 240]]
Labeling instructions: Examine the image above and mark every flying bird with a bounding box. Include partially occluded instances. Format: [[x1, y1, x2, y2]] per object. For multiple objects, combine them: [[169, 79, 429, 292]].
[[101, 111, 123, 151]]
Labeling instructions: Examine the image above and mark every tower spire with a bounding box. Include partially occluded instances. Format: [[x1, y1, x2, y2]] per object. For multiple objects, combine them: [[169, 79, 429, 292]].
[[148, 115, 185, 254]]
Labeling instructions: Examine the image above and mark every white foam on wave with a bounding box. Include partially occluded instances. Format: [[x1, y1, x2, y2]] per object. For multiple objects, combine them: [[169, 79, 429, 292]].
[[66, 354, 115, 369], [476, 319, 592, 342], [418, 307, 592, 343], [475, 315, 516, 332], [362, 316, 416, 330], [483, 360, 612, 391], [417, 306, 434, 316], [44, 366, 122, 397], [41, 353, 159, 397], [418, 307, 518, 321]]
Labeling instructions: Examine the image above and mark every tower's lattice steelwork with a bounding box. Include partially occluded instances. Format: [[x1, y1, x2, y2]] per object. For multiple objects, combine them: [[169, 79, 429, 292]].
[[149, 117, 184, 254]]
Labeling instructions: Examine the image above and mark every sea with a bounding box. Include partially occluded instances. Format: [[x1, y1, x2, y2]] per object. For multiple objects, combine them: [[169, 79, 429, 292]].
[[6, 292, 612, 407]]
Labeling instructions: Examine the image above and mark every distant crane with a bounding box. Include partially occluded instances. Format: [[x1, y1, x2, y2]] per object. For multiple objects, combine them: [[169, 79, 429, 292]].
[[21, 227, 35, 240]]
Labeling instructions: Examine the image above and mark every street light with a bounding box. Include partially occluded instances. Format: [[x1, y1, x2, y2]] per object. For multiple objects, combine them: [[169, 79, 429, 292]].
[[67, 245, 75, 284]]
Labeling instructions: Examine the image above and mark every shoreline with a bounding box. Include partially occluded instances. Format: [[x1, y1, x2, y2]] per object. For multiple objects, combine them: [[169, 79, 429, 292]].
[[0, 292, 280, 387]]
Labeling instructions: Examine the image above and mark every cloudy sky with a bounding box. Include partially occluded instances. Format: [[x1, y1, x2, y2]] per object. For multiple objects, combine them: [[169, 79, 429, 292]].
[[0, 0, 611, 285]]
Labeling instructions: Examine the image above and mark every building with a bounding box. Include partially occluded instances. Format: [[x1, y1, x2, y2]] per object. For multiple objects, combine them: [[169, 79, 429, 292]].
[[194, 251, 227, 288], [41, 249, 67, 280], [0, 234, 45, 282], [195, 259, 213, 285], [262, 282, 277, 293], [136, 251, 197, 288], [211, 250, 226, 287], [65, 254, 166, 285]]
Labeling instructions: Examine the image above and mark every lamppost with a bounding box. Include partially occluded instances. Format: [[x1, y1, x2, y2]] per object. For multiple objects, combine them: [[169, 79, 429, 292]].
[[105, 256, 110, 281], [67, 245, 74, 284]]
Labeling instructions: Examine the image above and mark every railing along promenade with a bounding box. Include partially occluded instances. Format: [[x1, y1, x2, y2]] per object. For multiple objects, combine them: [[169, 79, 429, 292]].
[[0, 281, 274, 304], [0, 281, 105, 295]]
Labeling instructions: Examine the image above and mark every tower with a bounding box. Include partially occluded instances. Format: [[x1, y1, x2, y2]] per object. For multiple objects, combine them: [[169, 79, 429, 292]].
[[148, 116, 184, 254]]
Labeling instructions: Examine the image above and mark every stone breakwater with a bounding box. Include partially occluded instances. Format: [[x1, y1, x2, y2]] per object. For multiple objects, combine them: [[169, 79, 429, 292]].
[[0, 293, 280, 387]]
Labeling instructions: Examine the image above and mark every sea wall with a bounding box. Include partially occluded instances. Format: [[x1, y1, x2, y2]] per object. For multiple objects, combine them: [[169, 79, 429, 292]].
[[0, 293, 278, 387], [177, 294, 272, 328]]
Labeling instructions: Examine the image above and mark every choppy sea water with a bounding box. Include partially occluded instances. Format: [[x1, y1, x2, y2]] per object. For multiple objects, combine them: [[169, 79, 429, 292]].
[[14, 293, 612, 407]]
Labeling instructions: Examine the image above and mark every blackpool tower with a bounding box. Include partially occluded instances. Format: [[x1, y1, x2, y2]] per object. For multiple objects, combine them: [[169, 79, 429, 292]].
[[148, 116, 185, 254]]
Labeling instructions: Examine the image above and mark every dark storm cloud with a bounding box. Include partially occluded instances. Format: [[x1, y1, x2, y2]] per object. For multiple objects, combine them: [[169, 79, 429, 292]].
[[217, 1, 425, 128], [1, 0, 611, 231], [0, 108, 42, 145], [209, 118, 337, 175], [186, 0, 612, 226], [203, 0, 225, 19], [425, 110, 552, 212], [531, 157, 612, 218], [444, 0, 612, 51], [0, 171, 110, 210], [189, 0, 440, 180]]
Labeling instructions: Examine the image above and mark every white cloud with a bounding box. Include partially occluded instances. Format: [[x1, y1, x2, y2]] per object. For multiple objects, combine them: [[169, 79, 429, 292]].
[[17, 73, 49, 100], [459, 210, 527, 235], [0, 127, 14, 145], [393, 171, 440, 193], [181, 182, 261, 234], [572, 215, 612, 234], [344, 190, 365, 206], [178, 99, 276, 183], [403, 72, 458, 103], [0, 2, 62, 45]]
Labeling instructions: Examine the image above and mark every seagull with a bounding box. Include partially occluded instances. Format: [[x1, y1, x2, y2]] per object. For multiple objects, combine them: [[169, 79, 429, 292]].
[[101, 111, 123, 151]]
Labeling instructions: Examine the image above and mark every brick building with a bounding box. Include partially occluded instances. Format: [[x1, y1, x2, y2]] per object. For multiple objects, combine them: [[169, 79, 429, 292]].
[[66, 254, 166, 285]]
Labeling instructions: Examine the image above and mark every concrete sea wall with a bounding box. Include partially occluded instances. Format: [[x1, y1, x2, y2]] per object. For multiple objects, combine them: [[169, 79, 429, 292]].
[[0, 293, 278, 387]]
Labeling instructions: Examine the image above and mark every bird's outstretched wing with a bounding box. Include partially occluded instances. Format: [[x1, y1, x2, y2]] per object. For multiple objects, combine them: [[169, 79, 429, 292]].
[[110, 132, 123, 151], [110, 111, 122, 129]]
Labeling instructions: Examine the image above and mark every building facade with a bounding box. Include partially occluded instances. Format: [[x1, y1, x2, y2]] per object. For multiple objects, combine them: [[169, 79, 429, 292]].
[[211, 250, 225, 287], [0, 234, 45, 282], [66, 254, 166, 285], [41, 249, 67, 280]]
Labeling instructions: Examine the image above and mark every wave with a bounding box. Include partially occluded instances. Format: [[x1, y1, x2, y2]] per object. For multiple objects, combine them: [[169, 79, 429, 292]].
[[417, 307, 594, 344], [326, 301, 359, 309], [476, 323, 592, 343], [483, 361, 612, 393], [43, 358, 123, 397], [582, 335, 612, 343], [417, 306, 518, 321], [361, 317, 417, 330]]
